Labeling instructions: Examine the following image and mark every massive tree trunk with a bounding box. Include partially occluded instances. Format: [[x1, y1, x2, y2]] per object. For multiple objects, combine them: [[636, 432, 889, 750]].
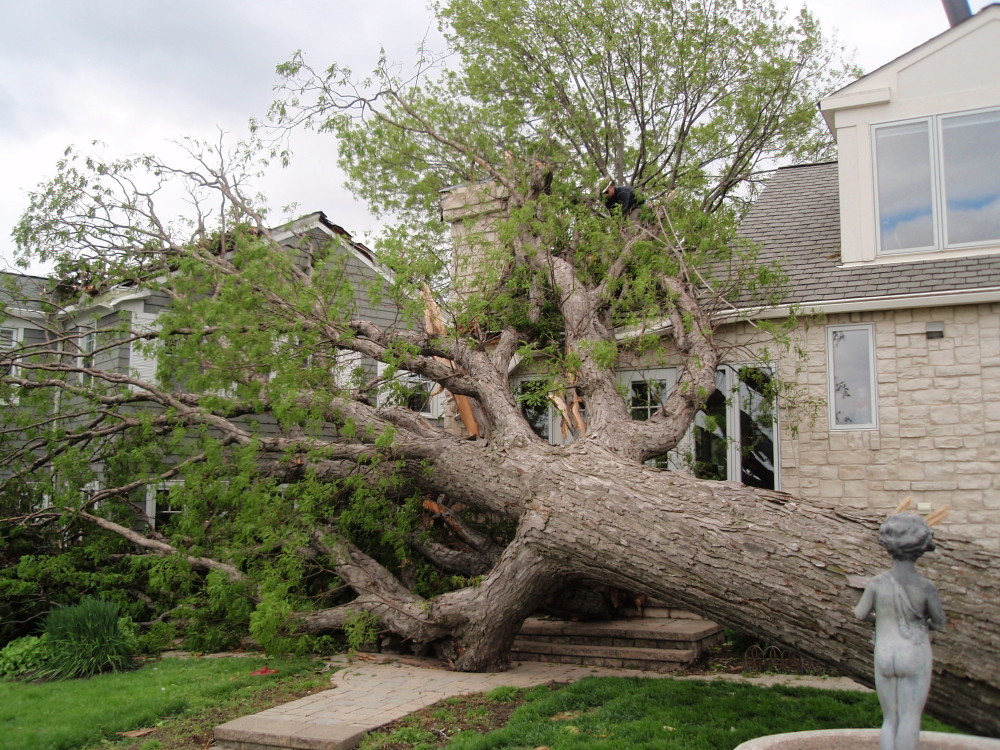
[[523, 447, 999, 737], [301, 440, 1000, 737]]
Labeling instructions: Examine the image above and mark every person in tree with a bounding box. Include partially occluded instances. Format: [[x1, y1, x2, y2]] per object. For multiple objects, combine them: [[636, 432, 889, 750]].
[[598, 178, 644, 218], [855, 513, 946, 750]]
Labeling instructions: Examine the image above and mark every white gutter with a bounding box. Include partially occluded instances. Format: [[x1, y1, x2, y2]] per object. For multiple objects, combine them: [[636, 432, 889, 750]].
[[2, 306, 48, 321], [759, 286, 1000, 319], [58, 287, 152, 320], [629, 286, 1000, 338]]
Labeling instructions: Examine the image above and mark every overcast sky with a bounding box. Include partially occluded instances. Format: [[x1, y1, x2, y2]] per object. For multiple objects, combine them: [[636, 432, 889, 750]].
[[1, 0, 993, 275]]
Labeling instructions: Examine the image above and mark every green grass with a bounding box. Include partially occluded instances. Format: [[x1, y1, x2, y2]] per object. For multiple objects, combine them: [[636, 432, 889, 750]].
[[0, 655, 321, 750], [445, 677, 956, 750]]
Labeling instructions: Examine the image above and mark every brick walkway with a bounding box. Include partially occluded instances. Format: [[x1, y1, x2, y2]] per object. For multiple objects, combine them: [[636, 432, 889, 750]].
[[213, 654, 868, 750]]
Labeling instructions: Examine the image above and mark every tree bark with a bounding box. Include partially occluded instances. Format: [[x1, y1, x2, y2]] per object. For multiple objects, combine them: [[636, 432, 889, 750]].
[[430, 532, 565, 671]]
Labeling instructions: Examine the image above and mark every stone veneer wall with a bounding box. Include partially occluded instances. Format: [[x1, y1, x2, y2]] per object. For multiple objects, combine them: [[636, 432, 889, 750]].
[[775, 302, 1000, 550]]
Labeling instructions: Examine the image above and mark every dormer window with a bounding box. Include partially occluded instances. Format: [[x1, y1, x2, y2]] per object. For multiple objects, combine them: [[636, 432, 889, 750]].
[[874, 107, 1000, 254]]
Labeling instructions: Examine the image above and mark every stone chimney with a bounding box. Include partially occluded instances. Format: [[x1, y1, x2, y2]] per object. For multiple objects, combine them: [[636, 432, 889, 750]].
[[439, 181, 509, 302]]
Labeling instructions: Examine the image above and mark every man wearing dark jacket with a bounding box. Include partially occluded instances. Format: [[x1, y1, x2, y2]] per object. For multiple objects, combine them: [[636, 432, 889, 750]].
[[599, 179, 644, 218]]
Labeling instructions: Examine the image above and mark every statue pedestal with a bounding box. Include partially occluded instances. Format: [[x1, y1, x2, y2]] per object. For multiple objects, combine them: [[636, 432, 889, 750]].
[[734, 729, 1000, 749]]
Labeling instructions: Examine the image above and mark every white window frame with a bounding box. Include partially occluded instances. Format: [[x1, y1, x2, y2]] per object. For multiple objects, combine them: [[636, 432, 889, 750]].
[[145, 481, 183, 530], [1, 326, 20, 401], [873, 106, 1000, 256], [617, 367, 683, 469], [376, 363, 443, 420], [78, 327, 97, 385], [691, 364, 781, 489], [618, 364, 780, 489], [618, 367, 678, 420], [827, 323, 879, 431], [511, 377, 581, 446]]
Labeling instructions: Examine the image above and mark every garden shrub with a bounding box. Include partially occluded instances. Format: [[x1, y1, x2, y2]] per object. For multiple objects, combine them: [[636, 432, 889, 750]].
[[41, 597, 135, 679], [0, 635, 50, 680]]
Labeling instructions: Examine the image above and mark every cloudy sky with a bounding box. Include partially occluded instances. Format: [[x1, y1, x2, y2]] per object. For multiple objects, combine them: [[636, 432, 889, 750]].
[[1, 0, 993, 275]]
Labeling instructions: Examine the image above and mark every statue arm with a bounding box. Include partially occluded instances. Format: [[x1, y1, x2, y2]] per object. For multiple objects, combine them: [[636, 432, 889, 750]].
[[855, 584, 876, 622], [925, 583, 946, 631]]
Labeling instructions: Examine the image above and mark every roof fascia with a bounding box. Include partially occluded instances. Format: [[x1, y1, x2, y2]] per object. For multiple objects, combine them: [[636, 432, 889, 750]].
[[625, 286, 1000, 339]]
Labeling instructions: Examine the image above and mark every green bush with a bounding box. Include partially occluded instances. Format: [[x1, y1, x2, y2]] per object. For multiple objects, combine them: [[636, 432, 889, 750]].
[[0, 635, 50, 680], [41, 597, 135, 679], [137, 620, 177, 655]]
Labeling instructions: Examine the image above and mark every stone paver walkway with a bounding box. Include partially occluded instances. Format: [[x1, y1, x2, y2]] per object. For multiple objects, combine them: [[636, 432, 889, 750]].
[[213, 654, 868, 750]]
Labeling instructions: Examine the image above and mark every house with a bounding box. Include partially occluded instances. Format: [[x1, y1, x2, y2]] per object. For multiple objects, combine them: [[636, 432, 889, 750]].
[[0, 211, 409, 525], [741, 4, 1000, 548], [440, 5, 1000, 549]]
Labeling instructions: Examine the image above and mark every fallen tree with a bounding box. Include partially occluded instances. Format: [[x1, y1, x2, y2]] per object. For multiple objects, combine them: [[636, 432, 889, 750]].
[[3, 0, 999, 737]]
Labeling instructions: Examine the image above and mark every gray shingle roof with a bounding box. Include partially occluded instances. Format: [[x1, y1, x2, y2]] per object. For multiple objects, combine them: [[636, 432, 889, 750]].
[[738, 162, 1000, 306]]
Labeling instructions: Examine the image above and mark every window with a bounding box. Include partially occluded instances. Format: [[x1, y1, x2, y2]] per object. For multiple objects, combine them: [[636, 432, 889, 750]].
[[827, 324, 878, 430], [514, 379, 578, 444], [377, 365, 443, 419], [628, 374, 675, 421], [619, 365, 777, 488], [401, 376, 437, 417], [690, 366, 778, 489], [874, 108, 1000, 254], [620, 368, 681, 469], [0, 327, 18, 392], [78, 328, 96, 385], [145, 483, 182, 531]]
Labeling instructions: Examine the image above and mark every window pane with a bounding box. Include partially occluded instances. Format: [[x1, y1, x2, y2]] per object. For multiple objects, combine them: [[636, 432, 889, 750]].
[[829, 327, 876, 428], [516, 381, 551, 441], [693, 370, 728, 480], [629, 379, 666, 421], [737, 367, 775, 489], [875, 122, 935, 252], [942, 110, 1000, 246]]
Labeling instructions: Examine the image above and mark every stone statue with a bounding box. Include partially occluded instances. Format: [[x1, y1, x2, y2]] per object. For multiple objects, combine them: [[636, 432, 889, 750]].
[[855, 513, 946, 750]]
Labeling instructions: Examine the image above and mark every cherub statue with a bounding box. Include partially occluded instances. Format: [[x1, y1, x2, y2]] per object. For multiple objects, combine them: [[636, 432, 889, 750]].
[[855, 510, 947, 750]]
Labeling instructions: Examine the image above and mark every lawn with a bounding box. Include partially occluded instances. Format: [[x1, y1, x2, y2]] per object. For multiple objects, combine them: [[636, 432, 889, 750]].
[[363, 677, 956, 750], [3, 659, 960, 750], [0, 655, 326, 750]]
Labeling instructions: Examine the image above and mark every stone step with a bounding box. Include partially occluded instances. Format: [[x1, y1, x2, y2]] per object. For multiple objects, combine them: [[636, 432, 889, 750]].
[[619, 606, 704, 620], [517, 616, 724, 654], [510, 638, 697, 673]]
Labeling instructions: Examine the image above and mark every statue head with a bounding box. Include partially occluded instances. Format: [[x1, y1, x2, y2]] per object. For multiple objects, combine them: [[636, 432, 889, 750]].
[[878, 513, 936, 561]]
